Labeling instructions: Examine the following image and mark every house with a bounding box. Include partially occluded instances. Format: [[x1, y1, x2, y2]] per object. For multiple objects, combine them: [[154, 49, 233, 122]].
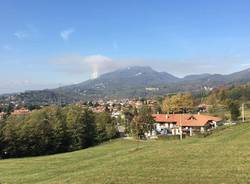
[[11, 108, 30, 116], [152, 114, 222, 136]]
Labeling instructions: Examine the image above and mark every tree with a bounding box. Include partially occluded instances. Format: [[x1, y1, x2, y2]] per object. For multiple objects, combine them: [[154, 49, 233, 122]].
[[66, 105, 87, 150], [20, 106, 69, 156], [0, 104, 118, 158], [206, 93, 218, 106], [162, 96, 171, 113], [162, 93, 194, 113], [1, 119, 21, 157], [227, 100, 240, 121], [24, 110, 55, 155], [131, 106, 155, 139], [3, 103, 14, 114], [65, 105, 95, 150], [48, 107, 70, 153], [81, 109, 96, 147], [123, 109, 134, 135], [0, 120, 5, 158], [95, 112, 117, 143]]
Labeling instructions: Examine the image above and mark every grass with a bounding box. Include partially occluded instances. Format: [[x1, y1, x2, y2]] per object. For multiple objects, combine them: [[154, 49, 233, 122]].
[[243, 108, 250, 121], [1, 123, 250, 184], [210, 106, 250, 122]]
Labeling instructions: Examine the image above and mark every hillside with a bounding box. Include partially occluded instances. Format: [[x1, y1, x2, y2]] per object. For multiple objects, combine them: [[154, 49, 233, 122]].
[[57, 66, 180, 101], [0, 66, 250, 105], [47, 66, 250, 99], [1, 123, 250, 184]]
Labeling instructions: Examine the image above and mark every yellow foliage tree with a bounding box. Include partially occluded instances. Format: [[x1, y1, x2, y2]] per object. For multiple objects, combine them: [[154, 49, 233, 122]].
[[162, 93, 194, 113]]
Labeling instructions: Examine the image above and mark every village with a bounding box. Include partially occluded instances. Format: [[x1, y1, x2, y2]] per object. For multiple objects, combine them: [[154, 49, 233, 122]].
[[0, 94, 236, 140]]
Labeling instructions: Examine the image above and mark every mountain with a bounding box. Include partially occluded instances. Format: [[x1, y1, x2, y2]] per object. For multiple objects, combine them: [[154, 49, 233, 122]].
[[66, 66, 178, 90], [182, 73, 212, 81], [226, 68, 250, 83], [180, 68, 250, 87], [52, 66, 179, 101], [1, 66, 250, 105]]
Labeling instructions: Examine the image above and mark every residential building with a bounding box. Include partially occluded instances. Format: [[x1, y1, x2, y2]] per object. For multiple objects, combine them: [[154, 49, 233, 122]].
[[152, 114, 222, 136]]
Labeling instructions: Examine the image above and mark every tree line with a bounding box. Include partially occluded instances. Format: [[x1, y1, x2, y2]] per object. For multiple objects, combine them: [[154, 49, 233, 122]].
[[205, 85, 250, 121], [0, 105, 117, 158]]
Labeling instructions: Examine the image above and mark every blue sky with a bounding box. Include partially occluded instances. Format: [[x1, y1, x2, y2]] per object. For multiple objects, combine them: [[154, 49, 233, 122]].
[[1, 0, 250, 94]]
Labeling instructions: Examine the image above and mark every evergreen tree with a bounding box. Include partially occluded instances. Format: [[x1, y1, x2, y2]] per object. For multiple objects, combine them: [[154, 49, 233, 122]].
[[66, 105, 86, 150], [82, 109, 96, 147], [95, 112, 117, 143], [227, 100, 240, 121]]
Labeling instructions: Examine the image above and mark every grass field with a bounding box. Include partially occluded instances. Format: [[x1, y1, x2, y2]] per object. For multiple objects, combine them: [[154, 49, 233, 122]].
[[1, 123, 250, 184]]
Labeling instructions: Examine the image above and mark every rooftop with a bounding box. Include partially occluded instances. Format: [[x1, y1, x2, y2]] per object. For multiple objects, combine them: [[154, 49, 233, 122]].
[[152, 114, 222, 127]]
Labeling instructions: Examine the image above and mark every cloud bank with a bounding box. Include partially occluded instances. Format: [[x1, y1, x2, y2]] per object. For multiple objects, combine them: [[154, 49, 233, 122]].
[[50, 54, 250, 79]]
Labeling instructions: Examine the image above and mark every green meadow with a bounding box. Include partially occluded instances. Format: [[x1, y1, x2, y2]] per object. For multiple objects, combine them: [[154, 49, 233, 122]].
[[1, 123, 250, 184]]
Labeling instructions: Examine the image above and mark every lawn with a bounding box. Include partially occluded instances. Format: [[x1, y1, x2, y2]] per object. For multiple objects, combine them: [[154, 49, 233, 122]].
[[1, 123, 250, 184]]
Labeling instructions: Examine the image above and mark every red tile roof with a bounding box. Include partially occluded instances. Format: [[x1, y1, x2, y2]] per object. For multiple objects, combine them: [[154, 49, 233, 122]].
[[11, 108, 30, 115], [152, 114, 222, 127]]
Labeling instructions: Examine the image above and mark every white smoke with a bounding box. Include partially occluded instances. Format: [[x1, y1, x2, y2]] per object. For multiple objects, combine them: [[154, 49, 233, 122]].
[[50, 54, 120, 78], [83, 55, 114, 79]]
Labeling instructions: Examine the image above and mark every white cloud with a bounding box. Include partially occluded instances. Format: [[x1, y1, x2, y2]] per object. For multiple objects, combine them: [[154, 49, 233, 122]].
[[14, 31, 29, 40], [60, 28, 75, 41], [13, 25, 38, 40]]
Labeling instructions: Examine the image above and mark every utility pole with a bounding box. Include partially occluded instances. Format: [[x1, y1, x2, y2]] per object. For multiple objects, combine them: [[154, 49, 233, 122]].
[[242, 103, 245, 122]]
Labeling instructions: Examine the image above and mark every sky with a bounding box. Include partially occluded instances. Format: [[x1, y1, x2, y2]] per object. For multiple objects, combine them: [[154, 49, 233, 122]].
[[1, 0, 250, 94]]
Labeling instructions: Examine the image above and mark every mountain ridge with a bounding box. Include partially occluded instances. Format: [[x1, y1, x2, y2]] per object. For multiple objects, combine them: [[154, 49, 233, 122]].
[[1, 66, 250, 105]]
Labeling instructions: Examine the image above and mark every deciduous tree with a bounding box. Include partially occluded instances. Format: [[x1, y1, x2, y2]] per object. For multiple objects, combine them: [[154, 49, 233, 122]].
[[162, 93, 194, 113], [131, 106, 155, 139]]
